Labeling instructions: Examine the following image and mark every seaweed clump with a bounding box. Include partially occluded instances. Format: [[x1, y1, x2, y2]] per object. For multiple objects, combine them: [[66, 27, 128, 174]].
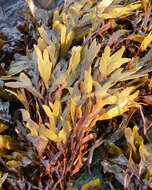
[[0, 0, 152, 189]]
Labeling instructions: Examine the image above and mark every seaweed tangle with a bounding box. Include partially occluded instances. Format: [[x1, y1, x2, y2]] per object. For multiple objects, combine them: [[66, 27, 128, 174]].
[[0, 0, 152, 189]]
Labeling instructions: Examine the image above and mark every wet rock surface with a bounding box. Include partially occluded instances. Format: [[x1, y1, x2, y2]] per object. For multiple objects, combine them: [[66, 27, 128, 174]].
[[0, 0, 62, 28], [0, 0, 26, 27]]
